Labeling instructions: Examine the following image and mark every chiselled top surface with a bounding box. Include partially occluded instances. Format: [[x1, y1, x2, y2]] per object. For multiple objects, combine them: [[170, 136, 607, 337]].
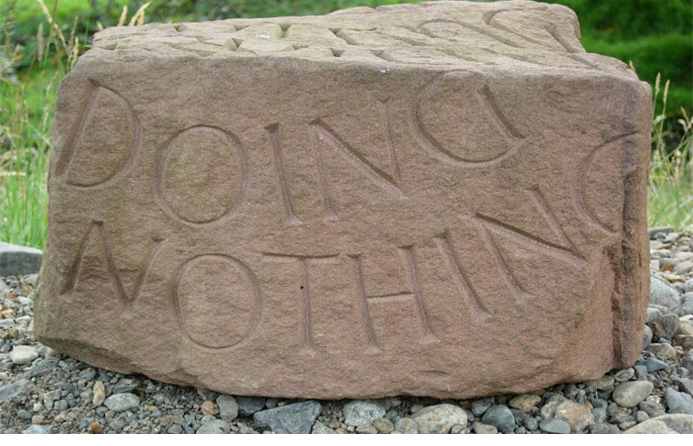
[[91, 0, 633, 76]]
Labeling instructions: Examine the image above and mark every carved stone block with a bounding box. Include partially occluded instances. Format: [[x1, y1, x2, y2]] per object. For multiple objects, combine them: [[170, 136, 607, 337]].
[[35, 1, 652, 399]]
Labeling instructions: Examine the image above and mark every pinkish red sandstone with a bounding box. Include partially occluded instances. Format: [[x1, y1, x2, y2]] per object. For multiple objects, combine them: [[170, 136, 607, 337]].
[[35, 1, 652, 399]]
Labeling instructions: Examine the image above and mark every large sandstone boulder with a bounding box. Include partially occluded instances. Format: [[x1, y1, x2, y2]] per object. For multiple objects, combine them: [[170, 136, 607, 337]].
[[35, 1, 652, 399]]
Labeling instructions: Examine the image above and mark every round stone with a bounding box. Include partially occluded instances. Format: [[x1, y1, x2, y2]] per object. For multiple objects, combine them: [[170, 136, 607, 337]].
[[343, 400, 386, 427], [650, 278, 681, 311], [104, 393, 140, 412], [481, 405, 515, 434], [372, 418, 395, 434], [624, 414, 693, 434], [9, 346, 38, 365], [539, 418, 570, 434], [196, 420, 229, 434], [21, 425, 51, 434], [509, 394, 541, 413], [613, 381, 654, 408], [473, 422, 498, 434], [613, 368, 635, 382], [584, 375, 615, 391], [412, 404, 468, 434], [647, 343, 677, 360], [554, 400, 593, 431], [216, 395, 239, 422], [394, 418, 418, 434]]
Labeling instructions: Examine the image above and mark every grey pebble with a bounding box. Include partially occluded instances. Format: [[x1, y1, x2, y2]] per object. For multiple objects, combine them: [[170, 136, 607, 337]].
[[265, 398, 279, 409], [539, 418, 570, 434], [649, 277, 681, 311], [684, 279, 693, 293], [589, 422, 621, 434], [681, 293, 693, 315], [216, 394, 239, 422], [592, 407, 607, 424], [22, 425, 51, 434], [612, 381, 653, 407], [343, 400, 386, 427], [471, 398, 493, 416], [112, 378, 137, 394], [0, 242, 43, 276], [637, 403, 662, 421], [253, 401, 321, 434], [673, 378, 693, 397], [372, 418, 394, 434], [0, 280, 9, 297], [665, 388, 693, 415], [683, 355, 693, 376], [523, 417, 539, 431], [9, 346, 38, 365], [652, 314, 681, 340], [643, 325, 653, 350], [104, 393, 140, 412], [613, 368, 635, 382], [54, 400, 68, 412], [411, 404, 468, 434], [647, 307, 661, 324], [311, 421, 336, 434], [634, 365, 649, 380], [394, 417, 418, 434], [0, 379, 30, 404], [636, 411, 649, 423], [473, 422, 498, 434], [481, 405, 515, 434], [643, 357, 668, 372], [236, 396, 266, 416], [196, 419, 229, 434]]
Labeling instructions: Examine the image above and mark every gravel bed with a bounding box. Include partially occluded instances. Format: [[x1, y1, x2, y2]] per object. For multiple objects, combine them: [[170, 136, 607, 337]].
[[1, 229, 692, 434]]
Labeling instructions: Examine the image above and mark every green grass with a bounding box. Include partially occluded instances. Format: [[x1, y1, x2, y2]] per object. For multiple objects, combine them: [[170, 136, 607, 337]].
[[0, 79, 52, 249], [648, 76, 693, 230], [0, 0, 691, 250]]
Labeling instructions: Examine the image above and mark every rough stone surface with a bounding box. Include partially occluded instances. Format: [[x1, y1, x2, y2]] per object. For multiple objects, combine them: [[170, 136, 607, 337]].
[[35, 0, 652, 399], [252, 401, 322, 434], [2, 230, 692, 435], [0, 243, 43, 276], [411, 403, 468, 434]]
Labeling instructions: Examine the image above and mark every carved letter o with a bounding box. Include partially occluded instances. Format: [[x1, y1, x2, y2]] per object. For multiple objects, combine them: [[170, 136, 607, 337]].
[[174, 254, 263, 349]]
